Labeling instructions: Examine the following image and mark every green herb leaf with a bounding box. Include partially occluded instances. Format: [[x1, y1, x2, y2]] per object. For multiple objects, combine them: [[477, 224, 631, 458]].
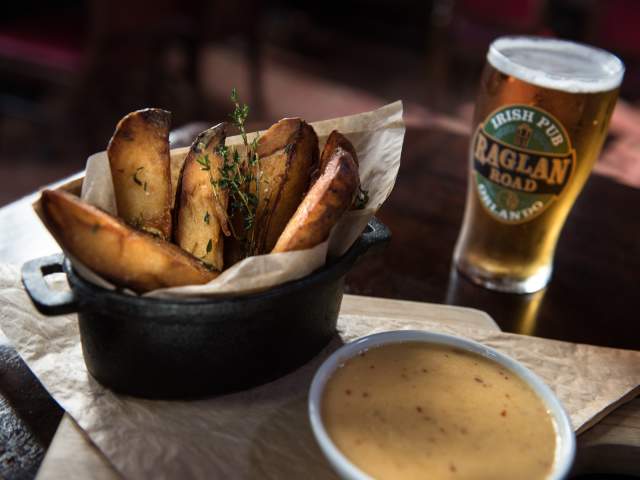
[[133, 166, 144, 186], [354, 186, 369, 209], [132, 212, 145, 229], [196, 155, 210, 170], [206, 238, 213, 253], [203, 211, 210, 224], [211, 88, 263, 255], [216, 145, 229, 160]]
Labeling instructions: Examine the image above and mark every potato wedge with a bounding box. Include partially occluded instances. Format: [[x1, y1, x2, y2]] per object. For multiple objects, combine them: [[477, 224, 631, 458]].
[[174, 123, 228, 271], [107, 108, 173, 239], [272, 145, 359, 253], [223, 118, 319, 264], [314, 130, 359, 183], [41, 189, 217, 293], [252, 118, 319, 254]]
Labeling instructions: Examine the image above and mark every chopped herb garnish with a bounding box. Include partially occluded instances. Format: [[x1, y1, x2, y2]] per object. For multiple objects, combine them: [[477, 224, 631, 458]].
[[354, 186, 369, 209], [284, 142, 295, 154], [206, 238, 213, 253], [91, 224, 100, 233], [143, 181, 148, 192], [203, 211, 210, 224], [197, 154, 211, 171], [133, 167, 144, 186], [132, 212, 145, 229]]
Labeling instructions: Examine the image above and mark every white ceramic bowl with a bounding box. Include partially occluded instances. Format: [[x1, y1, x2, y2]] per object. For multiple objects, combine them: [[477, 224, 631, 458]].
[[308, 330, 575, 480]]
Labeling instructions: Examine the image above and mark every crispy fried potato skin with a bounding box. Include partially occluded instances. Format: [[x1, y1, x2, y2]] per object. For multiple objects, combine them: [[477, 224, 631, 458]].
[[253, 118, 319, 254], [174, 123, 228, 270], [107, 108, 173, 239], [272, 146, 358, 253], [41, 190, 217, 293], [314, 130, 359, 183]]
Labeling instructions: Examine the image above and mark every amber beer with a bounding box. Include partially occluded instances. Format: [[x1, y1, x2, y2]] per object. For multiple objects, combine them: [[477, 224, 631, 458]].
[[454, 37, 624, 293]]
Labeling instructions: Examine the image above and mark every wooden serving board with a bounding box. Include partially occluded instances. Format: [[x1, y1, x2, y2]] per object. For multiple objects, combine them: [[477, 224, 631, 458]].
[[31, 295, 639, 479]]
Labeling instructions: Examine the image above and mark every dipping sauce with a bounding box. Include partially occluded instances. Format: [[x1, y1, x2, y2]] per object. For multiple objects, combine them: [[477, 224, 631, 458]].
[[322, 342, 557, 479]]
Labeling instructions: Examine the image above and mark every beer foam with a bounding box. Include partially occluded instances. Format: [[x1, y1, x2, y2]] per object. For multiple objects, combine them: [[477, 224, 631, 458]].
[[488, 37, 624, 93]]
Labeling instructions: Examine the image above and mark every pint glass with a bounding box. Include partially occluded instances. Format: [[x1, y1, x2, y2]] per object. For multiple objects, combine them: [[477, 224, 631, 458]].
[[454, 37, 624, 293]]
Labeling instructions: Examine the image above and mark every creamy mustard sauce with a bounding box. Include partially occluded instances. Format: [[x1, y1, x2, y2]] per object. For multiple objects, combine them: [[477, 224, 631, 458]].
[[322, 342, 556, 480]]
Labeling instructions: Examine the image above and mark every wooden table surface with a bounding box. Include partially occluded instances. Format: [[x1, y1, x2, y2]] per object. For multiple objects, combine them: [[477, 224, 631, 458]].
[[0, 124, 638, 478], [353, 127, 640, 350]]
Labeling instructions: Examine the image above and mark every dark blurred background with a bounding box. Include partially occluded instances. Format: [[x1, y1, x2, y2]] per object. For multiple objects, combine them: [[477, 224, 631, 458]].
[[2, 0, 640, 206]]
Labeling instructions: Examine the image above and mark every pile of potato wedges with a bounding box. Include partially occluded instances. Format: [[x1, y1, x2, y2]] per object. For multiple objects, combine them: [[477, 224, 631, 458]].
[[40, 108, 362, 293]]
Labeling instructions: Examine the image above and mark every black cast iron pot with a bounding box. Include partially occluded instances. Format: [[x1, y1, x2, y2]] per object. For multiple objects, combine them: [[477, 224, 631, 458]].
[[21, 218, 390, 399]]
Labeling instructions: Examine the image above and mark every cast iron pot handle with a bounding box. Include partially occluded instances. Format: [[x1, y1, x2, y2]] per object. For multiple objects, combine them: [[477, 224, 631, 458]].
[[21, 253, 78, 315], [360, 217, 391, 257]]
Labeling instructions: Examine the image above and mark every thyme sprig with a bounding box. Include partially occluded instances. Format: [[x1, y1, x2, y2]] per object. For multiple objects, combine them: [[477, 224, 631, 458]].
[[132, 167, 148, 192], [214, 143, 258, 233], [354, 186, 369, 209], [196, 88, 262, 256]]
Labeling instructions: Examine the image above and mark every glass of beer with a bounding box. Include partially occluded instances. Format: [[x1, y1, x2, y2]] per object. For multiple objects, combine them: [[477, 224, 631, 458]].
[[454, 36, 624, 293]]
